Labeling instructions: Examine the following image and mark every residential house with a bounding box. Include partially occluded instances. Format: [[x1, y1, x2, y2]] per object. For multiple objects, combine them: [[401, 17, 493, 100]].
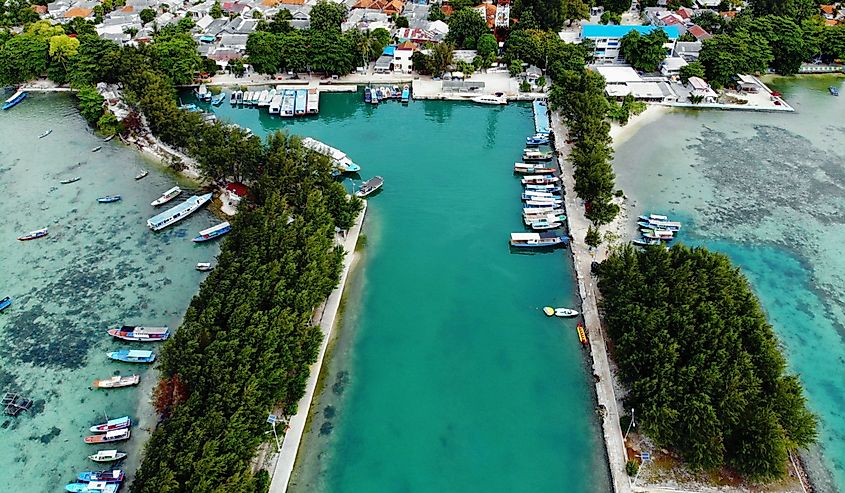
[[222, 1, 250, 16], [288, 7, 311, 29], [495, 0, 509, 28], [341, 9, 389, 31], [46, 0, 70, 18], [580, 25, 680, 65], [219, 33, 249, 51], [351, 0, 404, 16], [374, 46, 394, 73], [820, 4, 836, 19], [403, 2, 431, 29], [395, 27, 444, 44], [673, 41, 702, 60], [594, 65, 679, 102], [63, 6, 94, 19], [735, 74, 760, 93], [473, 3, 496, 28], [687, 76, 717, 102], [223, 17, 258, 34], [187, 0, 215, 19], [393, 40, 415, 73], [453, 49, 478, 63], [429, 19, 448, 36], [660, 56, 687, 76], [686, 25, 711, 41]]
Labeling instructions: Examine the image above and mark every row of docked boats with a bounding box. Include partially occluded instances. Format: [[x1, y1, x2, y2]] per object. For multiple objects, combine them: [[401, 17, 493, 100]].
[[228, 88, 319, 116], [66, 469, 125, 493], [632, 213, 683, 246], [364, 85, 410, 104]]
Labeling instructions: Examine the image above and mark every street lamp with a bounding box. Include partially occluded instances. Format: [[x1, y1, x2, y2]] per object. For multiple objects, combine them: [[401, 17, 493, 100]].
[[267, 414, 282, 453], [624, 408, 635, 441]]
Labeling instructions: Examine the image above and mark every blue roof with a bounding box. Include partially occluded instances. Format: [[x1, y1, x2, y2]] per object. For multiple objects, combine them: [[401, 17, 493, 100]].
[[581, 24, 680, 40], [383, 46, 396, 56]]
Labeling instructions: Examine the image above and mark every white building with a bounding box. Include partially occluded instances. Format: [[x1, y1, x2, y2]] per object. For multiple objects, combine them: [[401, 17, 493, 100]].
[[392, 41, 415, 73], [580, 24, 680, 65]]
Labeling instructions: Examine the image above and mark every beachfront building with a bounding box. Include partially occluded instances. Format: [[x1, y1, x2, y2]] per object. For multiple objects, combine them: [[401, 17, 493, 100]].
[[580, 25, 680, 65], [393, 41, 415, 73], [660, 56, 688, 77], [687, 76, 718, 102], [594, 65, 679, 102]]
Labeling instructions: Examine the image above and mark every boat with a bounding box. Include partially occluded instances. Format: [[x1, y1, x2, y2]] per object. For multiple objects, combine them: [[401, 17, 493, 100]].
[[17, 227, 48, 241], [364, 86, 372, 103], [97, 195, 121, 203], [103, 134, 115, 142], [632, 238, 662, 247], [307, 88, 319, 114], [91, 146, 102, 152], [509, 232, 569, 248], [196, 262, 213, 271], [242, 91, 252, 105], [230, 91, 237, 104], [521, 175, 559, 185], [147, 193, 212, 231], [195, 84, 211, 102], [212, 91, 226, 106], [525, 214, 566, 227], [301, 137, 361, 173], [830, 86, 839, 96], [269, 94, 283, 114], [151, 186, 181, 206], [555, 308, 579, 317], [135, 170, 149, 180], [257, 89, 270, 107], [294, 89, 307, 115], [647, 220, 682, 231], [106, 349, 155, 363], [61, 177, 81, 184], [84, 428, 131, 444], [281, 90, 295, 116], [107, 325, 170, 342], [577, 322, 588, 345], [65, 481, 119, 493], [0, 296, 11, 312], [39, 129, 53, 139], [525, 199, 563, 207], [355, 176, 384, 198], [526, 134, 550, 146], [524, 183, 560, 191], [78, 470, 124, 483], [89, 416, 131, 433], [471, 95, 507, 105], [642, 231, 674, 241], [92, 375, 140, 389], [233, 90, 242, 104], [542, 306, 555, 316], [3, 90, 27, 110], [192, 222, 231, 242], [638, 213, 668, 222], [522, 149, 554, 162], [528, 219, 562, 230], [87, 450, 127, 463], [401, 84, 410, 103], [371, 88, 380, 104]]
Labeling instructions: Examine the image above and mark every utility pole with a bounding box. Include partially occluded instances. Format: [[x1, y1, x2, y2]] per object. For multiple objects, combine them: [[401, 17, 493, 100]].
[[624, 408, 635, 441]]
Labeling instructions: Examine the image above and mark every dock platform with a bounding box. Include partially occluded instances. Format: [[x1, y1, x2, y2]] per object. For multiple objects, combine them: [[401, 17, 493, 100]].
[[533, 100, 551, 135]]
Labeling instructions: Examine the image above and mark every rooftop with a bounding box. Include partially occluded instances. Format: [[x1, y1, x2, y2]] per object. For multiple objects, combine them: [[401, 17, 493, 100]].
[[581, 24, 680, 40], [594, 66, 641, 84]]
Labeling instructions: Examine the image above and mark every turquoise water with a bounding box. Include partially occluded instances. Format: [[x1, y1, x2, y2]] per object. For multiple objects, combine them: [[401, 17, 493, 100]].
[[195, 92, 609, 491], [614, 76, 845, 492], [0, 93, 219, 489]]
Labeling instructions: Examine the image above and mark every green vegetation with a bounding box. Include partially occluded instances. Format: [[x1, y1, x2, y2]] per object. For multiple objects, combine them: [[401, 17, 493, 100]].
[[619, 29, 670, 72], [607, 93, 645, 125], [514, 0, 589, 30], [309, 0, 347, 32], [678, 60, 705, 84], [445, 8, 489, 50], [597, 245, 817, 480], [504, 29, 590, 80], [698, 30, 772, 87]]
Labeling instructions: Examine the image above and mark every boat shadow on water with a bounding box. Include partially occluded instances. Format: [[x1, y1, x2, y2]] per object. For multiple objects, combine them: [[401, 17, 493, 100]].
[[507, 245, 567, 255]]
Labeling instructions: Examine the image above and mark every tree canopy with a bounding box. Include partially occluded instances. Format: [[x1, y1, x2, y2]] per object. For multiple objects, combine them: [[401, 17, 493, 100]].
[[309, 0, 348, 32], [698, 30, 772, 87], [619, 29, 669, 72], [445, 8, 489, 50]]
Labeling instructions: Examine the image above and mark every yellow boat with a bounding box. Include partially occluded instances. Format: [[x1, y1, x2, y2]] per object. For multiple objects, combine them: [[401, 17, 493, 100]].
[[577, 323, 588, 346], [543, 306, 555, 316]]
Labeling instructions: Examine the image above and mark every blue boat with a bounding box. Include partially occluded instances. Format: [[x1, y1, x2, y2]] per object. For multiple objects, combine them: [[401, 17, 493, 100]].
[[78, 470, 124, 483], [3, 90, 27, 110], [97, 195, 121, 203], [294, 89, 307, 116], [510, 232, 569, 248], [211, 92, 226, 106], [107, 349, 155, 363], [66, 482, 119, 493], [401, 84, 410, 103], [364, 87, 371, 103], [526, 134, 550, 146], [0, 296, 11, 312], [829, 86, 839, 96], [192, 221, 231, 242]]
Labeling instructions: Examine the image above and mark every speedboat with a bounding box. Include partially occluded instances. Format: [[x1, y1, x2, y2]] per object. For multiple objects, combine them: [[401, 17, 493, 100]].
[[196, 262, 213, 271], [78, 470, 124, 483], [89, 416, 131, 433], [97, 195, 121, 203], [108, 326, 170, 342], [0, 296, 11, 312], [830, 86, 839, 96], [39, 129, 53, 138], [17, 228, 48, 241], [472, 95, 508, 105], [151, 186, 181, 206], [106, 349, 155, 363], [3, 90, 27, 110], [87, 450, 127, 463], [65, 481, 119, 493], [526, 134, 550, 146], [135, 170, 148, 180], [355, 176, 384, 198], [554, 308, 579, 317], [92, 375, 140, 389], [61, 177, 81, 184], [211, 92, 226, 106]]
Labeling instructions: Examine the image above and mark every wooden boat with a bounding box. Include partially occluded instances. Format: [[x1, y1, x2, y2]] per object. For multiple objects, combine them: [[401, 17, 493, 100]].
[[355, 176, 384, 198], [509, 232, 568, 248], [577, 322, 588, 345], [526, 134, 550, 146], [212, 92, 226, 106], [524, 184, 560, 192], [39, 129, 53, 138], [103, 134, 115, 142], [525, 213, 566, 226], [147, 193, 212, 231], [528, 219, 562, 230], [93, 375, 140, 389], [523, 205, 563, 215], [632, 238, 662, 247], [192, 222, 231, 242], [17, 227, 48, 241], [108, 326, 170, 342], [555, 308, 579, 317], [151, 186, 181, 206], [472, 95, 507, 105], [65, 481, 119, 493], [97, 195, 121, 203], [61, 177, 81, 184], [0, 296, 11, 312], [3, 90, 27, 110], [87, 450, 127, 463], [196, 262, 213, 271], [525, 199, 562, 207], [521, 175, 559, 185], [642, 231, 674, 241], [522, 149, 553, 162], [638, 213, 668, 222], [829, 86, 839, 96], [647, 220, 682, 231], [134, 170, 149, 180], [84, 428, 130, 444], [91, 146, 102, 153], [89, 416, 131, 433], [78, 470, 124, 483], [106, 349, 155, 363]]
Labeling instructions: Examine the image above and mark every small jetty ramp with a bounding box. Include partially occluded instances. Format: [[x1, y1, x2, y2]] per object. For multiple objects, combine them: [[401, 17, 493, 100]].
[[533, 100, 551, 135]]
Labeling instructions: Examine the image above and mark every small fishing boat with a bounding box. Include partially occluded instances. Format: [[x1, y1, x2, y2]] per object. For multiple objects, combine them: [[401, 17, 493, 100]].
[[0, 296, 11, 312], [195, 84, 211, 102], [93, 375, 140, 389], [87, 450, 127, 463], [364, 86, 372, 103], [647, 220, 682, 231], [91, 146, 102, 153], [65, 481, 119, 493], [577, 322, 588, 345], [107, 349, 155, 363], [84, 428, 130, 444], [97, 195, 121, 203], [543, 306, 555, 316], [147, 193, 212, 230], [525, 213, 566, 226], [522, 149, 554, 162], [401, 84, 410, 103], [525, 199, 563, 207], [642, 231, 674, 241], [196, 262, 213, 272], [3, 90, 27, 110], [89, 416, 131, 434], [61, 177, 81, 184], [212, 92, 226, 106], [235, 90, 243, 104], [78, 470, 124, 483], [829, 86, 839, 96], [108, 326, 170, 342], [230, 91, 238, 104], [192, 222, 231, 242], [528, 219, 562, 230], [103, 134, 115, 142], [524, 183, 560, 192], [151, 186, 181, 206], [134, 170, 148, 180], [632, 238, 662, 247], [471, 95, 507, 105], [509, 232, 569, 248], [555, 308, 579, 317], [39, 129, 53, 138], [521, 175, 559, 185], [526, 134, 550, 146], [638, 213, 668, 222], [17, 228, 48, 241], [355, 176, 384, 198]]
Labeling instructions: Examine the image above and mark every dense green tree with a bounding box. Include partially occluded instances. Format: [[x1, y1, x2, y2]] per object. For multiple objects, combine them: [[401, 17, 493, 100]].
[[678, 60, 704, 83], [412, 50, 432, 74], [749, 0, 814, 21], [76, 84, 104, 123], [139, 7, 156, 24], [149, 31, 202, 84], [691, 11, 726, 34], [821, 23, 845, 59], [698, 30, 773, 87], [564, 0, 590, 25], [428, 4, 446, 21], [279, 29, 308, 71], [394, 15, 409, 27], [245, 30, 281, 74], [602, 0, 632, 14], [66, 34, 120, 86], [619, 29, 669, 72], [600, 11, 622, 24], [65, 17, 97, 36], [210, 0, 222, 18], [445, 8, 488, 49], [97, 111, 121, 135], [747, 15, 808, 74], [430, 41, 454, 76], [258, 9, 293, 34], [0, 33, 49, 84], [309, 0, 348, 32], [476, 33, 497, 58]]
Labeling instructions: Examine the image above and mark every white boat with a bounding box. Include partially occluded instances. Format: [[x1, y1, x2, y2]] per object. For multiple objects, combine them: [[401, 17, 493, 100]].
[[525, 199, 562, 207], [269, 94, 283, 114], [638, 214, 668, 222], [301, 137, 360, 173], [307, 88, 319, 114], [147, 193, 212, 231], [472, 95, 507, 105], [522, 175, 559, 185], [196, 262, 213, 271], [509, 232, 568, 247], [523, 206, 564, 215], [355, 176, 383, 198], [281, 90, 295, 116], [39, 129, 53, 138], [88, 450, 127, 463], [554, 308, 579, 317], [151, 186, 181, 207], [257, 89, 270, 106]]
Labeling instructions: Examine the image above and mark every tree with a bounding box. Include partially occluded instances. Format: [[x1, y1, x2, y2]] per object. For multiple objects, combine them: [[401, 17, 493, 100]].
[[149, 31, 202, 84], [139, 8, 156, 24], [619, 29, 669, 72], [564, 0, 589, 26], [476, 33, 497, 58], [691, 11, 726, 34], [747, 16, 808, 75], [245, 31, 281, 74], [0, 33, 49, 85], [430, 41, 454, 76], [412, 50, 432, 74], [97, 111, 121, 135], [445, 8, 488, 49], [508, 58, 523, 77], [178, 15, 195, 31], [428, 4, 446, 21], [749, 0, 815, 21], [678, 60, 704, 83], [600, 11, 622, 24], [65, 17, 97, 35], [229, 57, 245, 76], [48, 34, 79, 67], [394, 15, 409, 28], [210, 0, 223, 18], [603, 0, 632, 14], [309, 0, 348, 32], [698, 30, 773, 87], [76, 84, 105, 123], [585, 225, 602, 248]]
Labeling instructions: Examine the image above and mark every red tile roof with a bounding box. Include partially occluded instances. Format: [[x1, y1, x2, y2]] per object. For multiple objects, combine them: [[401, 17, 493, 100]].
[[820, 4, 835, 14], [687, 25, 711, 40]]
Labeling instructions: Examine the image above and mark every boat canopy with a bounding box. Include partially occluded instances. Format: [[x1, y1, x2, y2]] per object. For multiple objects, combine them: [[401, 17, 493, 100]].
[[511, 233, 540, 241]]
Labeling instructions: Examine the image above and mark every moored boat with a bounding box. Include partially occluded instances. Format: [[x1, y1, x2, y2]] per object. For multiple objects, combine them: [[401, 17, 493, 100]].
[[509, 232, 569, 248], [830, 86, 839, 96], [471, 94, 507, 105], [526, 134, 550, 146], [3, 90, 27, 110], [522, 149, 554, 162], [89, 416, 131, 433], [192, 222, 231, 242], [91, 146, 102, 152], [134, 170, 148, 180], [39, 129, 53, 138], [0, 296, 11, 312], [355, 176, 384, 198], [61, 177, 81, 184], [212, 91, 226, 106], [78, 470, 124, 483], [151, 186, 181, 206], [92, 375, 140, 389], [554, 308, 579, 317], [638, 213, 668, 222], [88, 450, 127, 463], [17, 227, 48, 241], [103, 134, 115, 142], [147, 193, 212, 231], [401, 84, 410, 103], [107, 325, 170, 342], [521, 175, 559, 185], [364, 86, 372, 103], [577, 322, 588, 345], [542, 306, 555, 316], [65, 481, 119, 493], [632, 238, 662, 247], [107, 349, 155, 363], [196, 262, 213, 271], [84, 428, 130, 444], [195, 84, 211, 101], [301, 137, 361, 173], [528, 219, 562, 230], [97, 195, 121, 203]]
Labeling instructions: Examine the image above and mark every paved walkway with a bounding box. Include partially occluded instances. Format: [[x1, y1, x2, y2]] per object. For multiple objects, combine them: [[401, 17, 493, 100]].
[[267, 201, 367, 493], [550, 110, 632, 493]]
